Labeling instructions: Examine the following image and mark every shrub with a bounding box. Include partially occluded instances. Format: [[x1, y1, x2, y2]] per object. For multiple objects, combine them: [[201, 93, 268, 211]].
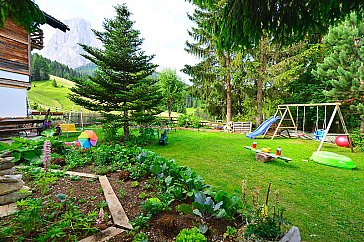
[[52, 79, 58, 87], [176, 227, 207, 242], [177, 114, 201, 128], [350, 129, 364, 151], [101, 121, 122, 143]]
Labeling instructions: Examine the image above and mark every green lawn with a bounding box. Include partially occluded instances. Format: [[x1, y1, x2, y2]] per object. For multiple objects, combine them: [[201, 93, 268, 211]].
[[147, 130, 364, 241], [28, 75, 81, 111]]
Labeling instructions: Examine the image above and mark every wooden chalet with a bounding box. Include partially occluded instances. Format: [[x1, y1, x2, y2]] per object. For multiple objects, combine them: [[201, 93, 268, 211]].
[[0, 13, 69, 118]]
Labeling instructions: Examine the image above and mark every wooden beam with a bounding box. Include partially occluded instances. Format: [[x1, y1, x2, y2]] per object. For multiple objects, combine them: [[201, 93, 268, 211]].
[[0, 79, 31, 89], [317, 105, 338, 151], [278, 102, 341, 107], [337, 107, 354, 153], [263, 108, 280, 138], [0, 58, 29, 75], [271, 108, 288, 139], [98, 176, 133, 230], [0, 31, 28, 45]]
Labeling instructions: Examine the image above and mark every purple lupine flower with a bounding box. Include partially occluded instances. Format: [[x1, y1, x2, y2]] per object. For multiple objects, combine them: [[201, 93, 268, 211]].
[[43, 140, 51, 173], [99, 208, 105, 222]]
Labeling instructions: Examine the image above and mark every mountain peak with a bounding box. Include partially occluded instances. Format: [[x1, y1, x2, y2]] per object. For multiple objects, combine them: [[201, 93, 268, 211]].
[[40, 18, 102, 68]]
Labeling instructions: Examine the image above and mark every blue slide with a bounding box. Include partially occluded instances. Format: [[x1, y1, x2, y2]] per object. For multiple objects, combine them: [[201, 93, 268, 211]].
[[246, 116, 280, 139]]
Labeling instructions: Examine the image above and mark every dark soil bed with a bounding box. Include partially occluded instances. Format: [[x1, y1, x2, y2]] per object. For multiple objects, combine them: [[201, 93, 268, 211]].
[[72, 166, 239, 241], [2, 165, 240, 241], [29, 175, 106, 217]]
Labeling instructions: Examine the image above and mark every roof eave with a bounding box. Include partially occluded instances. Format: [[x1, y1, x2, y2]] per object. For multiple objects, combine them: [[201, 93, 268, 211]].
[[43, 12, 70, 32]]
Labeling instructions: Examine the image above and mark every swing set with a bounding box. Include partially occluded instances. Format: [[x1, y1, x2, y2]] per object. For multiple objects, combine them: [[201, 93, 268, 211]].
[[265, 102, 353, 152]]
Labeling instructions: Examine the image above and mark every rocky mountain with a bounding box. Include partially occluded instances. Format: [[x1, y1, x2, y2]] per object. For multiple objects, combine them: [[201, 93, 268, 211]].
[[41, 18, 102, 68]]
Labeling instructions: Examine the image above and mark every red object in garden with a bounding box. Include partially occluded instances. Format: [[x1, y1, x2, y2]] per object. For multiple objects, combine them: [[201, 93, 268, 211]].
[[252, 142, 257, 149], [335, 135, 351, 147], [276, 146, 282, 156]]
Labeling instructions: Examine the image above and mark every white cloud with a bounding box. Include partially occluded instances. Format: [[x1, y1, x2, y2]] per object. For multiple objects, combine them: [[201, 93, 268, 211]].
[[35, 0, 197, 83]]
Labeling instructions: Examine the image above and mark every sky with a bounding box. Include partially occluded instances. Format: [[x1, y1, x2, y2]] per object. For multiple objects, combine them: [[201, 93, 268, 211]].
[[34, 0, 197, 83]]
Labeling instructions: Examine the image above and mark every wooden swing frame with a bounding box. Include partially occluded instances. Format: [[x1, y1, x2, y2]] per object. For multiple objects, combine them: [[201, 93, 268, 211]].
[[267, 103, 353, 152]]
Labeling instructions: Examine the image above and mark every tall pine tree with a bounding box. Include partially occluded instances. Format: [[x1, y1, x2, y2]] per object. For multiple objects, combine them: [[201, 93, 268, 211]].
[[69, 4, 162, 141], [184, 6, 237, 122], [313, 12, 364, 131]]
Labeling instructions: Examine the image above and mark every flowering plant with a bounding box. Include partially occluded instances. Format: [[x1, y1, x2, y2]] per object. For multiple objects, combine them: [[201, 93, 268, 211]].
[[43, 140, 51, 173]]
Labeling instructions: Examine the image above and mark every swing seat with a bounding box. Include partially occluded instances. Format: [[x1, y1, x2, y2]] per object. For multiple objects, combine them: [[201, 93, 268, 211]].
[[315, 129, 325, 140]]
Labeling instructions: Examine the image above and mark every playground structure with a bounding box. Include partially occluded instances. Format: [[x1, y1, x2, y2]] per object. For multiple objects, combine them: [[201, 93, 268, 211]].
[[264, 102, 353, 152], [246, 116, 280, 139]]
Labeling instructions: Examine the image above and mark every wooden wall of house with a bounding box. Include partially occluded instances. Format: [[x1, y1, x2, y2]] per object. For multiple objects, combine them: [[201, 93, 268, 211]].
[[0, 19, 31, 89], [0, 19, 30, 75]]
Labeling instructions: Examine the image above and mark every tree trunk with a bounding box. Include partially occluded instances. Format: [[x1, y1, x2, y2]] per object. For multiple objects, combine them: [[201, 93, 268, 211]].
[[256, 79, 263, 126], [256, 40, 265, 126], [123, 105, 129, 141], [360, 119, 364, 133], [225, 51, 232, 122], [168, 104, 172, 121]]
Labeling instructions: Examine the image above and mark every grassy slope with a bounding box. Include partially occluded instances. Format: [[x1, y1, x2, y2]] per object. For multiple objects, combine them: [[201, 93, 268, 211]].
[[28, 75, 81, 111], [148, 130, 364, 241]]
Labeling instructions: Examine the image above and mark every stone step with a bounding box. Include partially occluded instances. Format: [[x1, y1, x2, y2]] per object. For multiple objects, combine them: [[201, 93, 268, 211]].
[[0, 151, 13, 158], [0, 156, 14, 163], [0, 180, 24, 196], [0, 185, 31, 205], [0, 174, 22, 183], [0, 161, 15, 170], [0, 167, 16, 175], [0, 202, 17, 217]]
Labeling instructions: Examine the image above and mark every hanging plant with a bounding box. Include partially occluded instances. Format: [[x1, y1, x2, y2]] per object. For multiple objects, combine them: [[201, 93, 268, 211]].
[[0, 0, 45, 32]]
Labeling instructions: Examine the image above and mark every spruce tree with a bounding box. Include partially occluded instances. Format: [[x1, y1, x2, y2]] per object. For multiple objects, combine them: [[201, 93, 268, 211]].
[[69, 4, 162, 141], [313, 12, 364, 131]]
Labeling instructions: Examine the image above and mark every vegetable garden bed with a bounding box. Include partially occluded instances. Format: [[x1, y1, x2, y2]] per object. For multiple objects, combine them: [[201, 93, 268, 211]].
[[0, 137, 290, 241]]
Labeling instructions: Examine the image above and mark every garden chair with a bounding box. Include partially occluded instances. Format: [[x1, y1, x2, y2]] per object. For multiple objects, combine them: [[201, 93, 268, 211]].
[[159, 129, 168, 145]]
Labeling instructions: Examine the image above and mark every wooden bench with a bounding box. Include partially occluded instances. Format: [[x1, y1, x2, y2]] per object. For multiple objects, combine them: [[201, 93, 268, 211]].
[[0, 126, 43, 137], [233, 122, 252, 133], [0, 118, 46, 139], [59, 123, 78, 136]]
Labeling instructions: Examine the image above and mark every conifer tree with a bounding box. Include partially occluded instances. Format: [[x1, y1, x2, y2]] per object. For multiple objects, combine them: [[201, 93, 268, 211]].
[[188, 0, 363, 49], [31, 53, 50, 81], [69, 4, 161, 141], [184, 6, 236, 122], [313, 12, 364, 131]]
